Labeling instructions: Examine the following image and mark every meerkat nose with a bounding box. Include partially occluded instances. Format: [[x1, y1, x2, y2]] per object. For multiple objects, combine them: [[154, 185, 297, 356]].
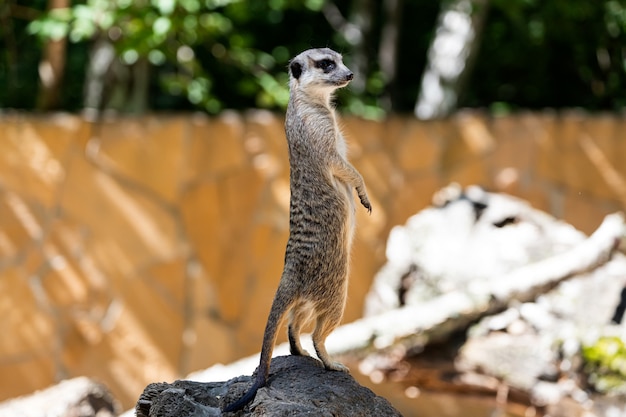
[[346, 72, 354, 81]]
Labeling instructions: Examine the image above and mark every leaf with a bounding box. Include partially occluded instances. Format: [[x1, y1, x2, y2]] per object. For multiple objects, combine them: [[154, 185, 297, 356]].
[[152, 0, 176, 15], [153, 16, 172, 37]]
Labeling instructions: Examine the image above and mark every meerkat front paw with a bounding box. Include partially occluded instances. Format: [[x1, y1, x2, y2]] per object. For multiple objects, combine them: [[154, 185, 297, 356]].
[[359, 194, 372, 214], [355, 186, 372, 213]]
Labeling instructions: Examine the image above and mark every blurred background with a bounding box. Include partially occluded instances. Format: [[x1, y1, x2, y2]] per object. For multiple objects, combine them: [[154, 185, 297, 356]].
[[3, 0, 626, 117], [1, 0, 626, 416]]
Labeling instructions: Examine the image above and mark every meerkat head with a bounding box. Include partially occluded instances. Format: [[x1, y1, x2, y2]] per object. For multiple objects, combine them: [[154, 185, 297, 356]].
[[288, 48, 353, 100]]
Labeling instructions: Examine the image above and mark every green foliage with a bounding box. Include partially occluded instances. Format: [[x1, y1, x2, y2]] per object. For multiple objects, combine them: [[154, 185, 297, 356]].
[[465, 0, 626, 111], [26, 0, 298, 113], [582, 336, 626, 395], [2, 0, 626, 114]]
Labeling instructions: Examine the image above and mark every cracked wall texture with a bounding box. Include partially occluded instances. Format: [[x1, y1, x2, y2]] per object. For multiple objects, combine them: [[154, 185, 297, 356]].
[[0, 110, 624, 408]]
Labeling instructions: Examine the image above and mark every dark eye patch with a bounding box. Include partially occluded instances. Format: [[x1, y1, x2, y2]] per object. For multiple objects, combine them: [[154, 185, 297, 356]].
[[315, 59, 336, 73]]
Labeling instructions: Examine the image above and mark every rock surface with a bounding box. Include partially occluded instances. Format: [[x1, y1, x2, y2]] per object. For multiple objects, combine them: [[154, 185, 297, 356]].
[[136, 355, 402, 417]]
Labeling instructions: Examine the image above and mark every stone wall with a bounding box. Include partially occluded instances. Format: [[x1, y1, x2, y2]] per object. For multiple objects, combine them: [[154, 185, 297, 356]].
[[0, 110, 624, 408]]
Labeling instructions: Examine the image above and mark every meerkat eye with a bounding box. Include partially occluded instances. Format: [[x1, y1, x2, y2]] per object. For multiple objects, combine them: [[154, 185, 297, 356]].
[[316, 59, 336, 73]]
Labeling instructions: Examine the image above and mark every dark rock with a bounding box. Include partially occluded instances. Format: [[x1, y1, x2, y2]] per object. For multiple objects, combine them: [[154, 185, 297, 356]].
[[136, 355, 403, 417]]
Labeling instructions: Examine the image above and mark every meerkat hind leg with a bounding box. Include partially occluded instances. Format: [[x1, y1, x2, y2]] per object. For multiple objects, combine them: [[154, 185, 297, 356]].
[[312, 310, 349, 372], [288, 303, 312, 356]]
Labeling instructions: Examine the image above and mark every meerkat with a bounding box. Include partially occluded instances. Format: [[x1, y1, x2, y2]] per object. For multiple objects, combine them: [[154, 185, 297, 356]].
[[223, 48, 371, 412]]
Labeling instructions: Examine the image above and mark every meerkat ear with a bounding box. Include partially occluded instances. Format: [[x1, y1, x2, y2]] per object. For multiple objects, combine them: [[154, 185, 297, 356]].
[[290, 61, 302, 79]]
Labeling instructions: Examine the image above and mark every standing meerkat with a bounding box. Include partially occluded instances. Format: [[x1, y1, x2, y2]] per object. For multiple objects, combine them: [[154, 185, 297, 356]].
[[223, 47, 371, 412]]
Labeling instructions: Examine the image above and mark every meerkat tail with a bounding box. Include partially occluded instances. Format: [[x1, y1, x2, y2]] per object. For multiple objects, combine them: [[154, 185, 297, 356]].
[[223, 281, 296, 412], [222, 377, 262, 413]]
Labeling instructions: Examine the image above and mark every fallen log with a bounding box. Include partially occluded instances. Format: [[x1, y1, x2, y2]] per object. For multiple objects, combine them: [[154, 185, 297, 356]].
[[326, 212, 625, 359]]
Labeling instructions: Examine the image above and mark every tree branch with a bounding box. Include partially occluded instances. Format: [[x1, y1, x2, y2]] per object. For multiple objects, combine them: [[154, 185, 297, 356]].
[[327, 212, 626, 358]]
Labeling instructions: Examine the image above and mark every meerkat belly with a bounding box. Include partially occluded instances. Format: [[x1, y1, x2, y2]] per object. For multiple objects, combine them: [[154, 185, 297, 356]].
[[286, 180, 352, 289], [332, 176, 357, 247]]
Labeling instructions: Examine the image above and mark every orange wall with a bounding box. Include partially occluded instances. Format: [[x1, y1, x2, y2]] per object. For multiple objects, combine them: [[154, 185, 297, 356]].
[[0, 111, 623, 408]]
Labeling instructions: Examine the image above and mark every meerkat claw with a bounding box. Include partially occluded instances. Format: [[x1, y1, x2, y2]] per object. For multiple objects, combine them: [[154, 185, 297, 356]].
[[361, 198, 372, 213]]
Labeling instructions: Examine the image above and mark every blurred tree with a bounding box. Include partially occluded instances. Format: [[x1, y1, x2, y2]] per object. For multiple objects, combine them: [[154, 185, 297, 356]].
[[1, 0, 625, 115], [463, 0, 626, 113], [1, 0, 44, 109], [37, 0, 69, 110], [29, 0, 292, 114], [322, 0, 372, 94], [414, 0, 489, 119], [378, 0, 403, 112]]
